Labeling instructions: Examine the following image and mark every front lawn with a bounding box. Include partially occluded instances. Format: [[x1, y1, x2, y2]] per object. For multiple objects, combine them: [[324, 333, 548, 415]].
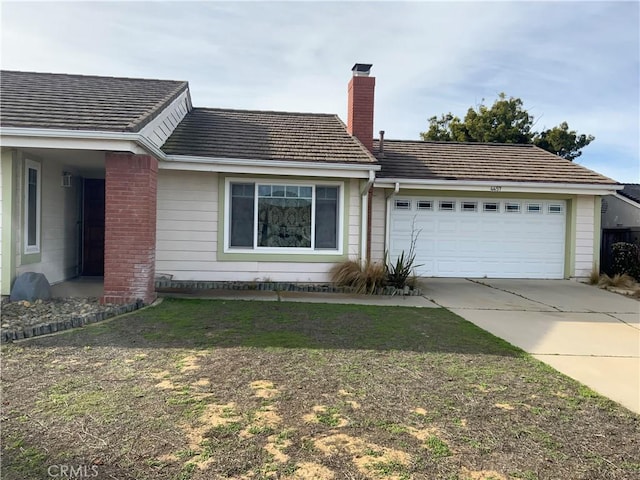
[[1, 298, 638, 479]]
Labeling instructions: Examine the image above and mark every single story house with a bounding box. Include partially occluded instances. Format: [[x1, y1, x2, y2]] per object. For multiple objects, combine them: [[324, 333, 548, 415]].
[[0, 64, 620, 304]]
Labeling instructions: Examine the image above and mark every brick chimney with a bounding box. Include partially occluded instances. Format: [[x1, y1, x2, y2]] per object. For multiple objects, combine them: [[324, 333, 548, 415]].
[[347, 63, 375, 152]]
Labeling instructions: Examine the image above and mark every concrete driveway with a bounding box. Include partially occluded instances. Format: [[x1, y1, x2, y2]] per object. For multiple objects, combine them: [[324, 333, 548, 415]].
[[421, 278, 640, 413]]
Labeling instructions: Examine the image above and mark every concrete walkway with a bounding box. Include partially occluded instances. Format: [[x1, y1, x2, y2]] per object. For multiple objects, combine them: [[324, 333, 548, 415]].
[[159, 288, 439, 308], [421, 278, 640, 414]]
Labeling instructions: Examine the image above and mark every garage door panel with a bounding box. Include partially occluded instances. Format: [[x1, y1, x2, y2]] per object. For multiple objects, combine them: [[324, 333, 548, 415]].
[[390, 197, 566, 279], [391, 219, 415, 234]]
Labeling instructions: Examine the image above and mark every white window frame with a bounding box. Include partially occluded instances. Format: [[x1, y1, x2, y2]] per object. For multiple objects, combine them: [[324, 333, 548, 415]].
[[461, 201, 478, 212], [483, 202, 499, 213], [505, 202, 521, 213], [23, 159, 41, 255], [548, 204, 564, 214], [526, 203, 542, 214], [223, 177, 344, 255], [439, 200, 456, 211], [416, 200, 433, 211], [394, 199, 411, 210]]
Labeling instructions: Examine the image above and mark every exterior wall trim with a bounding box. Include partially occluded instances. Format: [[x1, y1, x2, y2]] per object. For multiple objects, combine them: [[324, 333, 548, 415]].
[[1, 150, 16, 295], [593, 196, 602, 272], [1, 128, 380, 179], [163, 155, 380, 173], [375, 179, 619, 196]]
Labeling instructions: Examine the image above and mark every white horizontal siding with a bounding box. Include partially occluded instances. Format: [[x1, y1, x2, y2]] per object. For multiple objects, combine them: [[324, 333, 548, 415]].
[[157, 199, 216, 212], [574, 196, 596, 277], [370, 187, 386, 263], [348, 178, 361, 259], [157, 240, 217, 251], [16, 155, 80, 284], [156, 171, 362, 282], [156, 170, 219, 277], [158, 209, 217, 222], [156, 262, 337, 283], [156, 230, 214, 241]]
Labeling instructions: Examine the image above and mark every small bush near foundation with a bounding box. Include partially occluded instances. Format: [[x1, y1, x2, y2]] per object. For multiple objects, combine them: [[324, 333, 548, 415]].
[[611, 242, 640, 281], [597, 273, 637, 289], [330, 260, 387, 294], [588, 268, 600, 285], [385, 218, 423, 289], [386, 250, 419, 289]]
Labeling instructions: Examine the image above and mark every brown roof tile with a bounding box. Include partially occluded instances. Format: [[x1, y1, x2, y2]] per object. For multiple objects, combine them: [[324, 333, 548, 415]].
[[0, 70, 188, 132], [375, 139, 617, 185], [161, 108, 377, 164]]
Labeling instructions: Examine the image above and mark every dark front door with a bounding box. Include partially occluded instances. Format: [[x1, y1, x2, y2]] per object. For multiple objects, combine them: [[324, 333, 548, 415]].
[[82, 179, 105, 276]]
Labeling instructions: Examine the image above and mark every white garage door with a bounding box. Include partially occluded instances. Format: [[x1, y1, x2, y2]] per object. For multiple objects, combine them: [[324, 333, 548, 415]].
[[389, 197, 566, 279]]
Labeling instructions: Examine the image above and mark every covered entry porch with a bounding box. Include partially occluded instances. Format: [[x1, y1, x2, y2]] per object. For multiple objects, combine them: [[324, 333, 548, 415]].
[[1, 147, 158, 304]]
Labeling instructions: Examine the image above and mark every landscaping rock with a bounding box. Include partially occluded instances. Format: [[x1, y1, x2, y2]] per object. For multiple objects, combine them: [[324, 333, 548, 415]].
[[0, 297, 142, 343], [9, 272, 52, 302]]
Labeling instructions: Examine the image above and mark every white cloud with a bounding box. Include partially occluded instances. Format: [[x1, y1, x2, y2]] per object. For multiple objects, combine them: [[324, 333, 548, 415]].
[[1, 0, 638, 182]]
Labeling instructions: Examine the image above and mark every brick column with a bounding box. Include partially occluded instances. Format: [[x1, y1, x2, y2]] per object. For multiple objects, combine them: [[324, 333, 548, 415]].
[[102, 153, 158, 305]]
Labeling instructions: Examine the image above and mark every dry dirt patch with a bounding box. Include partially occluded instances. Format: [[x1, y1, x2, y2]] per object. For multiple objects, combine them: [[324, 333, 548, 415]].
[[250, 380, 279, 398], [315, 433, 410, 479], [2, 298, 639, 480], [283, 461, 335, 480], [460, 466, 509, 479]]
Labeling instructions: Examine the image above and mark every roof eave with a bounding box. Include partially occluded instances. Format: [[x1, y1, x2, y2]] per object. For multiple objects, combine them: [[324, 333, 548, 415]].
[[163, 153, 380, 171], [0, 126, 165, 159], [0, 127, 381, 177], [374, 177, 621, 195]]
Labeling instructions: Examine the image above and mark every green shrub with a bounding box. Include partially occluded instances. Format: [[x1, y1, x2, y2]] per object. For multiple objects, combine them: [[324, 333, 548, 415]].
[[611, 242, 640, 281], [386, 250, 418, 288], [386, 218, 423, 289]]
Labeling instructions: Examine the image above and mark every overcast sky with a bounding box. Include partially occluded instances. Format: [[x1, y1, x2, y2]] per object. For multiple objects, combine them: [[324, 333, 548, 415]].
[[2, 1, 638, 183]]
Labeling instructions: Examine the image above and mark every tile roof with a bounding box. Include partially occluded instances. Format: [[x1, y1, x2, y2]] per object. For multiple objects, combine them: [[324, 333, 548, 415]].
[[619, 184, 640, 204], [161, 108, 377, 164], [374, 139, 617, 185], [0, 70, 188, 132]]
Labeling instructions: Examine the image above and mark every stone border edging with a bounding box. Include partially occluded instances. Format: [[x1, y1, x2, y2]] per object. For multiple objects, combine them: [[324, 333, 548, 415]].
[[155, 280, 423, 297], [1, 300, 144, 343]]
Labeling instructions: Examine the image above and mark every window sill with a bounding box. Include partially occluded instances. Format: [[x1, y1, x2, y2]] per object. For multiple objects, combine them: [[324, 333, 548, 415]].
[[218, 249, 347, 263]]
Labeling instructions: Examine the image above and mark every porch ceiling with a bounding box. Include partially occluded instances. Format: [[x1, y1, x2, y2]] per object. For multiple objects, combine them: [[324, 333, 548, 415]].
[[19, 147, 105, 178]]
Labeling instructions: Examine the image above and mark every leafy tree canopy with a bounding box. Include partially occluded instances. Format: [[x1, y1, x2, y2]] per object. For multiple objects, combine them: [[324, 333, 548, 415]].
[[420, 93, 594, 161]]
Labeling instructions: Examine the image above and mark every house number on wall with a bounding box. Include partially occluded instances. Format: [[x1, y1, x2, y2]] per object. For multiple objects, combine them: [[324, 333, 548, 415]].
[[490, 186, 502, 192]]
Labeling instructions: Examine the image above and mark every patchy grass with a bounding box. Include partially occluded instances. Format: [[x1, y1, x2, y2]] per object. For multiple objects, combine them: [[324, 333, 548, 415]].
[[1, 298, 639, 479]]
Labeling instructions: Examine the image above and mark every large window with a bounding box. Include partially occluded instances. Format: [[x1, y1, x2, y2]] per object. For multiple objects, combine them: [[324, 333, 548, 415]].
[[228, 181, 341, 252], [23, 160, 41, 254]]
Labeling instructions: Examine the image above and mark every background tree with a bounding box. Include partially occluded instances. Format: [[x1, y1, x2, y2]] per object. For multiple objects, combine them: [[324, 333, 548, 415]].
[[420, 93, 594, 160]]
